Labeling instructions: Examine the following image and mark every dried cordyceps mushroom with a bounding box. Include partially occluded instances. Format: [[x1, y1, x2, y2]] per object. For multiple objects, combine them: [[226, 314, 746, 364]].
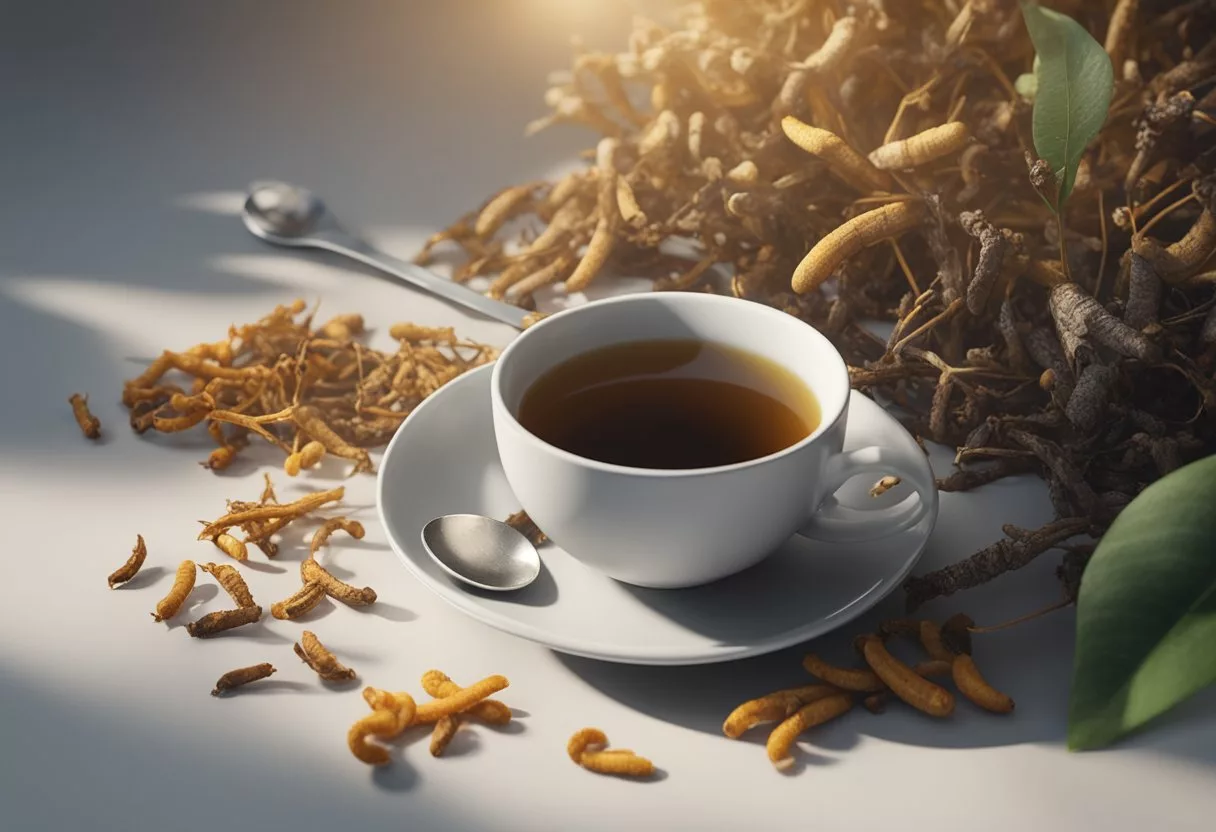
[[952, 654, 1015, 714], [860, 636, 954, 717], [120, 301, 497, 474], [349, 710, 401, 766], [309, 517, 365, 557], [108, 535, 147, 588], [350, 687, 421, 766], [294, 630, 356, 682], [300, 558, 377, 607], [567, 727, 655, 778], [212, 663, 276, 696], [426, 1, 1216, 613], [152, 560, 196, 622], [199, 562, 256, 609], [429, 715, 460, 757], [414, 675, 510, 724], [862, 660, 954, 715], [801, 653, 884, 692], [722, 683, 837, 738], [271, 581, 327, 621], [284, 440, 326, 476], [766, 693, 853, 771], [212, 533, 248, 562], [420, 670, 512, 725], [199, 483, 344, 558], [68, 393, 101, 440], [186, 604, 262, 638]]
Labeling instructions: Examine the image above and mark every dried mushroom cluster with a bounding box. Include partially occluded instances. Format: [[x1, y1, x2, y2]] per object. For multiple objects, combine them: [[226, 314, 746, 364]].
[[423, 0, 1216, 609]]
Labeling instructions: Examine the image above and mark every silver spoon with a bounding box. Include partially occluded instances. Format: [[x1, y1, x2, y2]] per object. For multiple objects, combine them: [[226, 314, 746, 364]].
[[421, 514, 541, 592], [241, 181, 531, 329]]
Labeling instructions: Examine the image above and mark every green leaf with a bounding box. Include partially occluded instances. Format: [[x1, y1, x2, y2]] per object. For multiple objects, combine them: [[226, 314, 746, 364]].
[[1020, 2, 1114, 208], [1069, 454, 1216, 750]]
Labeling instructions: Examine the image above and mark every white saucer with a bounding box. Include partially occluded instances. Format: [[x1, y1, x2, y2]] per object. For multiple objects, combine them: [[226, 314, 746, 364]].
[[377, 364, 938, 665]]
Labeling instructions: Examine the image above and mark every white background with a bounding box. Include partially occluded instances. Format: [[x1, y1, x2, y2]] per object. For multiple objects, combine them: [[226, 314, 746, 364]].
[[1, 2, 1212, 830]]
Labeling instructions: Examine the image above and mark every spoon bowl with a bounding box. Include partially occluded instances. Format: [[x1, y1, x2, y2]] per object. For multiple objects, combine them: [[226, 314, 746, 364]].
[[421, 514, 541, 592], [242, 181, 334, 243]]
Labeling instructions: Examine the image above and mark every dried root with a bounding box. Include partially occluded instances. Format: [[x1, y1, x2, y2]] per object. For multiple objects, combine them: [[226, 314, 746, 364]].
[[199, 562, 256, 609], [420, 670, 511, 726], [564, 138, 621, 293], [186, 604, 262, 638], [567, 727, 607, 761], [429, 716, 460, 757], [1049, 282, 1159, 363], [792, 201, 925, 294], [309, 517, 365, 557], [69, 393, 101, 439], [801, 653, 884, 692], [284, 440, 326, 477], [952, 654, 1014, 714], [294, 630, 357, 682], [108, 535, 147, 588], [475, 183, 542, 238], [120, 302, 494, 474], [580, 749, 656, 777], [722, 684, 838, 738], [765, 693, 853, 771], [868, 123, 969, 170], [293, 406, 373, 475], [919, 620, 955, 663], [349, 706, 409, 767], [567, 728, 654, 778], [414, 675, 510, 724], [199, 485, 344, 543], [775, 15, 858, 119], [904, 518, 1089, 610], [152, 560, 196, 622], [959, 210, 1009, 314], [301, 558, 376, 607], [862, 660, 953, 713], [271, 581, 327, 621], [780, 116, 890, 193], [212, 663, 275, 696], [860, 637, 954, 717], [212, 533, 248, 562]]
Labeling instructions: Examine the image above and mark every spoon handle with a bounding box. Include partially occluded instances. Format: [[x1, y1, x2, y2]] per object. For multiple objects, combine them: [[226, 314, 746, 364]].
[[309, 229, 530, 329]]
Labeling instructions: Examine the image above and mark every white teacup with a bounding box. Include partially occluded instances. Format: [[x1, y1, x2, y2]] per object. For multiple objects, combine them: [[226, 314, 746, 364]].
[[491, 292, 936, 588]]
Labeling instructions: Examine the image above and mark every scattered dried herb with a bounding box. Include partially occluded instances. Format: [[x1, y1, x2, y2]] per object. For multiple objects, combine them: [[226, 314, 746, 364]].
[[120, 300, 497, 474]]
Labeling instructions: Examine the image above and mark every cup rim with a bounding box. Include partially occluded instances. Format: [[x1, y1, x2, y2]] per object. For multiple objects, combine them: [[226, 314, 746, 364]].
[[490, 292, 850, 478]]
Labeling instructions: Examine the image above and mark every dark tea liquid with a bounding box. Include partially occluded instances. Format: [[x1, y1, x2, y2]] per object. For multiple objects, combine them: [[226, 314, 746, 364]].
[[517, 339, 821, 469]]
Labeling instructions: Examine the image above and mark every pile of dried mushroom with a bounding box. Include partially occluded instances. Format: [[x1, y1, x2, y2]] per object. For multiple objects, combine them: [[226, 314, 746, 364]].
[[419, 0, 1216, 611], [118, 300, 497, 476]]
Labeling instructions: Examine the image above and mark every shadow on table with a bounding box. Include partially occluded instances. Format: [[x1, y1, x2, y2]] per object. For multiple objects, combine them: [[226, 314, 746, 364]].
[[0, 667, 492, 829]]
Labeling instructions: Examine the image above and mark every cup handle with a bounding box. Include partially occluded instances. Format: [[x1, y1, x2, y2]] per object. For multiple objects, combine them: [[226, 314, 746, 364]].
[[796, 445, 937, 544]]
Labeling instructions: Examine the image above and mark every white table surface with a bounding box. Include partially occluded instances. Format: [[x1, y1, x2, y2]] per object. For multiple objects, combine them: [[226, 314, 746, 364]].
[[1, 2, 1212, 830]]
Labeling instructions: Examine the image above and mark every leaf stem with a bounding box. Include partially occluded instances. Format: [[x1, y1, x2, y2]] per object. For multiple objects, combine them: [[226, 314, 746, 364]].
[[1057, 216, 1071, 281], [968, 597, 1072, 633], [1095, 190, 1109, 298]]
